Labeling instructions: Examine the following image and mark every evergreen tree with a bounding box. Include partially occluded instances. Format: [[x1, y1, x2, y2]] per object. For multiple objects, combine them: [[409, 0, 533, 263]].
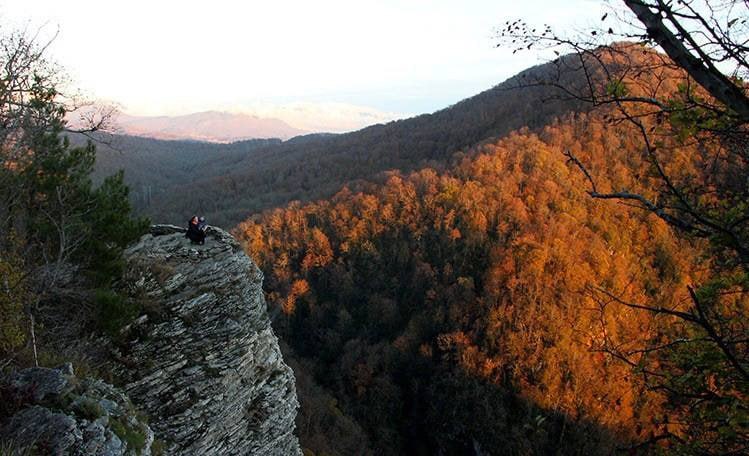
[[0, 28, 148, 362]]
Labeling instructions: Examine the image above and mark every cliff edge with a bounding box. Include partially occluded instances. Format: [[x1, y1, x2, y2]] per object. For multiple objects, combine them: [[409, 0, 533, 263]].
[[112, 224, 301, 455]]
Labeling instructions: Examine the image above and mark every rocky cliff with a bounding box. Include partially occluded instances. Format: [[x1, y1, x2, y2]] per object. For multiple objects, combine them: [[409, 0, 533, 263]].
[[1, 364, 155, 455], [109, 224, 301, 455]]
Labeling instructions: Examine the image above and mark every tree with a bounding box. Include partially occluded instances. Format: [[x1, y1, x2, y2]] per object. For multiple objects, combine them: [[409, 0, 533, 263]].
[[0, 27, 148, 365], [498, 1, 748, 453]]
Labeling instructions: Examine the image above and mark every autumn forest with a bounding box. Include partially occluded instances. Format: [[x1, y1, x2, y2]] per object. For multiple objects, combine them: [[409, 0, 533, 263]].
[[1, 1, 747, 455], [236, 114, 706, 454], [232, 40, 749, 456]]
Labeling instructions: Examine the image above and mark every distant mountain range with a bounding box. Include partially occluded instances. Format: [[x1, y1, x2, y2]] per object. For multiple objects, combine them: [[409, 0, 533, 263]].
[[94, 47, 675, 227], [91, 51, 589, 227], [114, 110, 306, 142]]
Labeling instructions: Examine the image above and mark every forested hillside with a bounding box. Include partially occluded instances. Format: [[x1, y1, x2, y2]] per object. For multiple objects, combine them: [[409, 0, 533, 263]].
[[5, 1, 746, 455], [84, 34, 746, 454], [236, 113, 697, 454], [85, 134, 282, 210], [234, 40, 749, 454], [98, 56, 586, 227]]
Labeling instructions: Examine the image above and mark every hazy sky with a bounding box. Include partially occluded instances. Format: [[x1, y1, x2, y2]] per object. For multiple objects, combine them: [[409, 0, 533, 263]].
[[2, 0, 606, 129]]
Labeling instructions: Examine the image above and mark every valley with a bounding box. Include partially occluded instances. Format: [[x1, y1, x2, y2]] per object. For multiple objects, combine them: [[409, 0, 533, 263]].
[[2, 2, 747, 454]]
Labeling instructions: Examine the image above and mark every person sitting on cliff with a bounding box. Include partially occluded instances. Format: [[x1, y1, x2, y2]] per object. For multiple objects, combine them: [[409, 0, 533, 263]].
[[186, 215, 207, 245]]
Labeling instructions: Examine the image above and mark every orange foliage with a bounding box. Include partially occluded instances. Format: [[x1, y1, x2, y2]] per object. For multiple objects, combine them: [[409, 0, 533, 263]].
[[234, 112, 704, 452]]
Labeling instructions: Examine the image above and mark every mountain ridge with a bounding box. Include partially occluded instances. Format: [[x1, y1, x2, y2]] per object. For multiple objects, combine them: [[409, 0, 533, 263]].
[[115, 110, 307, 142], [125, 56, 589, 227], [96, 46, 660, 228]]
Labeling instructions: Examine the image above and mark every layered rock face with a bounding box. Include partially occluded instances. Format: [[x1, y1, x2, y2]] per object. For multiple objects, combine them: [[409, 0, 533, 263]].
[[112, 225, 300, 455], [1, 364, 154, 455]]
